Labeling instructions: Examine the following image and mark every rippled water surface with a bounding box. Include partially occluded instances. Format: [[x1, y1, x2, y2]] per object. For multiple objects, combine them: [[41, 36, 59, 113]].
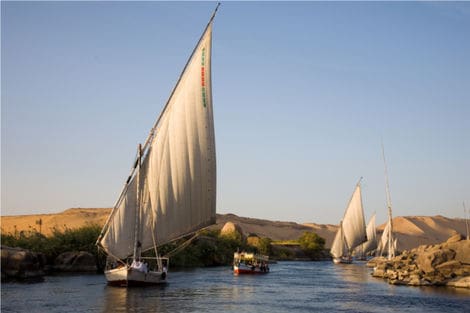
[[2, 262, 469, 312]]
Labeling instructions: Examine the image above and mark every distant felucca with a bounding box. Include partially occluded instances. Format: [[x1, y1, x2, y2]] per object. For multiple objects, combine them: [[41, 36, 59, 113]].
[[330, 179, 368, 264], [96, 4, 219, 287]]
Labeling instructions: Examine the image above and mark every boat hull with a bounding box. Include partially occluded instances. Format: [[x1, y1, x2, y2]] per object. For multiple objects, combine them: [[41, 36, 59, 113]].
[[333, 257, 353, 264], [233, 265, 269, 275], [105, 267, 167, 287]]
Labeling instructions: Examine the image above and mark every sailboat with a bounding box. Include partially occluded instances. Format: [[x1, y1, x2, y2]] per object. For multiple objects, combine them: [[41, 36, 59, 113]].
[[330, 221, 351, 264], [354, 213, 377, 260], [330, 179, 368, 264], [96, 4, 219, 287]]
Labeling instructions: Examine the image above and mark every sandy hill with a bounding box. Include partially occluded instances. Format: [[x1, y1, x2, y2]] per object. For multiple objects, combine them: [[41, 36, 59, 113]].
[[215, 214, 338, 247], [1, 208, 467, 251], [0, 208, 112, 236], [377, 215, 469, 251]]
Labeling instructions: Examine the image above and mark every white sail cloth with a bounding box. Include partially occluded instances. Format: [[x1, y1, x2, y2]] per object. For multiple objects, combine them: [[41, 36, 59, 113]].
[[99, 24, 216, 259], [342, 185, 367, 251], [330, 183, 368, 258], [362, 213, 377, 254], [379, 219, 396, 258], [330, 222, 348, 258]]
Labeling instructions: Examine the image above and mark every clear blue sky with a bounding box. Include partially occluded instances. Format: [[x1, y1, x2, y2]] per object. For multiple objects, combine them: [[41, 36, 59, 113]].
[[2, 1, 469, 225]]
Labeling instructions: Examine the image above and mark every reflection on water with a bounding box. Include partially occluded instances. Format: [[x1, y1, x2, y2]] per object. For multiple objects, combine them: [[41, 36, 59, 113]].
[[2, 262, 469, 313], [331, 261, 371, 284], [103, 285, 168, 312]]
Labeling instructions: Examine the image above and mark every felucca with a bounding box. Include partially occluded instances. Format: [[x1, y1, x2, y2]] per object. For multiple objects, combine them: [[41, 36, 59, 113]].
[[96, 4, 219, 287], [330, 179, 368, 264]]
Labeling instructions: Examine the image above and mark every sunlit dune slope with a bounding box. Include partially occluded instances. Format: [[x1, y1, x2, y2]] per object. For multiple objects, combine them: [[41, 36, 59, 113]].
[[1, 208, 466, 251]]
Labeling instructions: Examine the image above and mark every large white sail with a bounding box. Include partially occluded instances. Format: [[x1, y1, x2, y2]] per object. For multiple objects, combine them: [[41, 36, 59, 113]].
[[99, 22, 216, 260], [342, 184, 367, 251]]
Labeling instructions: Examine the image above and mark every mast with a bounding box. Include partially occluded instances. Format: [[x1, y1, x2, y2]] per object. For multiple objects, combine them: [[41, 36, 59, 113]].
[[133, 144, 142, 260], [381, 142, 394, 259], [464, 202, 469, 240]]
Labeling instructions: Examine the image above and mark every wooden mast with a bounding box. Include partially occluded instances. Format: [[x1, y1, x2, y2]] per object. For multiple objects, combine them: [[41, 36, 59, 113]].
[[133, 144, 142, 261], [381, 142, 394, 260]]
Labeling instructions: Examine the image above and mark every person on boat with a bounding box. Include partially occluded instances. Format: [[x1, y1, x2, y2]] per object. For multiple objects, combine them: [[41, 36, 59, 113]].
[[131, 259, 140, 268], [131, 258, 146, 272]]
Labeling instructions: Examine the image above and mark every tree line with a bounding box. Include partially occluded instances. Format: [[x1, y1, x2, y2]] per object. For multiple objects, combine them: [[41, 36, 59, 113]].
[[1, 225, 327, 270]]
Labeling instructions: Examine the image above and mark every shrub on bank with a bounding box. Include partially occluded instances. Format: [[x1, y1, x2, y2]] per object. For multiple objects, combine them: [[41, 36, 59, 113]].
[[1, 224, 104, 268], [157, 229, 249, 268], [1, 226, 328, 270], [298, 231, 326, 259]]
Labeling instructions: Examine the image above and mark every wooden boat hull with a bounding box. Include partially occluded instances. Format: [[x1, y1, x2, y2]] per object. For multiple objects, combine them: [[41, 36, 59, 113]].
[[105, 267, 167, 287]]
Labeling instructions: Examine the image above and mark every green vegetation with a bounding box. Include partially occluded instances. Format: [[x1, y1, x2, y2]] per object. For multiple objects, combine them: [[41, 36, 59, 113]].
[[271, 239, 300, 246], [298, 231, 326, 259], [271, 232, 327, 260], [1, 226, 328, 270], [1, 224, 104, 266], [257, 237, 272, 256], [157, 229, 249, 268]]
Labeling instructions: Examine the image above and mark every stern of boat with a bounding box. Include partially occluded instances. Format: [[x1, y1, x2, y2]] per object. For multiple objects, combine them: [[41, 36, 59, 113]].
[[105, 266, 167, 287]]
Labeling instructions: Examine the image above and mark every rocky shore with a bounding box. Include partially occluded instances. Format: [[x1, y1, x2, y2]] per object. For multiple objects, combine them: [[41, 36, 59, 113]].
[[1, 246, 97, 281], [368, 234, 470, 288], [1, 246, 46, 281]]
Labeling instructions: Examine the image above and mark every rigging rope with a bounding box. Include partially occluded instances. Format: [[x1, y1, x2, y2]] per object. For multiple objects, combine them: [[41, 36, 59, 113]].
[[163, 232, 201, 258]]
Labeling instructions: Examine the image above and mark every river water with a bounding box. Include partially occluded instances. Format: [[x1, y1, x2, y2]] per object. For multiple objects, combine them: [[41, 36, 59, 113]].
[[2, 261, 469, 313]]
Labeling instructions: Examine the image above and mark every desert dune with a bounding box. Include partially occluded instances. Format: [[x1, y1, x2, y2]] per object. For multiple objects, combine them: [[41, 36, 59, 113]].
[[1, 208, 467, 251]]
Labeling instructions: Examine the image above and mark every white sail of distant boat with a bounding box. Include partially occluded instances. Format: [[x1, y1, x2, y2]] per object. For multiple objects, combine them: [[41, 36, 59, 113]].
[[378, 219, 395, 257], [381, 143, 396, 260], [355, 213, 377, 259], [382, 220, 390, 250], [330, 179, 368, 264], [363, 213, 377, 254], [96, 4, 219, 287], [330, 221, 350, 262]]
